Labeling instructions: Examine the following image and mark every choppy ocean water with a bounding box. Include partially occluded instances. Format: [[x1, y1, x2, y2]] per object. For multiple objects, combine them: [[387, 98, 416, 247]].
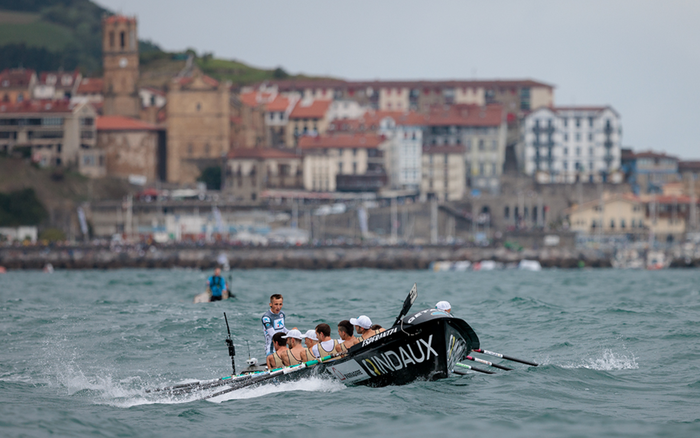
[[1, 268, 699, 438]]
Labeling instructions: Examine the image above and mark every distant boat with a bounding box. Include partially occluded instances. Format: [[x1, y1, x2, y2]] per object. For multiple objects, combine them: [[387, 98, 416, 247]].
[[473, 260, 500, 271], [43, 263, 54, 273], [518, 260, 542, 271], [430, 261, 471, 272], [646, 251, 668, 270]]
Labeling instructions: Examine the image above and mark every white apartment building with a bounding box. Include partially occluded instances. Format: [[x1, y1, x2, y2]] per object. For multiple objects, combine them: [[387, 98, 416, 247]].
[[519, 106, 622, 184], [376, 112, 425, 191], [327, 100, 369, 121]]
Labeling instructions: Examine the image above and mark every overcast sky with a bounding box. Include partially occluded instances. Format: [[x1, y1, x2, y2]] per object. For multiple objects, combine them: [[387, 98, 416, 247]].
[[95, 0, 700, 159]]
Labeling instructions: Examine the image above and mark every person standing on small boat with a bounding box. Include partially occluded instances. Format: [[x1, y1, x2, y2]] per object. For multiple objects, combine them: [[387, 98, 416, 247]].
[[266, 332, 289, 369], [262, 294, 289, 355], [351, 315, 376, 341], [336, 320, 359, 353], [311, 323, 338, 358], [282, 329, 307, 365], [207, 268, 227, 302]]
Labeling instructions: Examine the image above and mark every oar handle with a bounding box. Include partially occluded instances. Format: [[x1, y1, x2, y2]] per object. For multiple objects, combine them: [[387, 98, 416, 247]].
[[465, 355, 513, 371], [472, 348, 538, 367]]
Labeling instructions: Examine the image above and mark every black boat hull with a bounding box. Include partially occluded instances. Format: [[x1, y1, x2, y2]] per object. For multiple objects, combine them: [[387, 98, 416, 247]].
[[313, 309, 479, 387]]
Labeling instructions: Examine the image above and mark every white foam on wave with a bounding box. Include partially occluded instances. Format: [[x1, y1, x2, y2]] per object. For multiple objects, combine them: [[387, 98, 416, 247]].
[[561, 348, 639, 371], [208, 376, 346, 404]]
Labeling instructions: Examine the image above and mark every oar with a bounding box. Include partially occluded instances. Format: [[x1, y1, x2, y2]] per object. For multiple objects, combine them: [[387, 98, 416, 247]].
[[471, 348, 538, 367], [454, 362, 495, 375], [464, 355, 513, 371], [203, 353, 341, 400], [393, 283, 418, 327]]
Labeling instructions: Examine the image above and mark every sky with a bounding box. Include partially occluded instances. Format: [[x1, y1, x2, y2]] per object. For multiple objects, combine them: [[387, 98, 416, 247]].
[[94, 0, 700, 159]]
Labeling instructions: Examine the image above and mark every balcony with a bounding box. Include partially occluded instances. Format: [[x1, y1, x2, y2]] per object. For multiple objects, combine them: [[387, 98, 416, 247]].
[[336, 173, 387, 192]]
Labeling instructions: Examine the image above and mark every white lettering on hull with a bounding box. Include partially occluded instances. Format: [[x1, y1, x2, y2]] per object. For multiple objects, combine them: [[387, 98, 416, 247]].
[[361, 335, 438, 377]]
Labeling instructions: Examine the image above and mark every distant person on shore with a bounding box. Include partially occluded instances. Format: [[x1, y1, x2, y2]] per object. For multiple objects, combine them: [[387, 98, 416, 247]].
[[312, 323, 338, 359], [266, 332, 289, 369], [436, 301, 452, 313], [207, 268, 227, 301], [262, 294, 289, 356], [282, 329, 306, 365], [336, 320, 359, 353], [351, 315, 377, 341], [301, 330, 318, 360]]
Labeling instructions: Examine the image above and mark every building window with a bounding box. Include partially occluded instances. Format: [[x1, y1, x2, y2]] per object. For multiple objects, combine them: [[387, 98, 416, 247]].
[[187, 143, 193, 155], [610, 219, 615, 228], [478, 139, 485, 151], [504, 206, 510, 219], [588, 133, 593, 141], [589, 117, 594, 127], [338, 162, 343, 173], [576, 118, 581, 128], [620, 219, 626, 229], [353, 162, 357, 174], [563, 147, 568, 155], [576, 147, 581, 156], [492, 140, 497, 151], [564, 134, 568, 141], [576, 133, 581, 141], [196, 103, 201, 111], [563, 161, 568, 170], [120, 31, 126, 49]]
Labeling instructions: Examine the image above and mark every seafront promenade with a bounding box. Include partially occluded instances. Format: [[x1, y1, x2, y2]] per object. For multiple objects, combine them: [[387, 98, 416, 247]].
[[3, 244, 698, 270]]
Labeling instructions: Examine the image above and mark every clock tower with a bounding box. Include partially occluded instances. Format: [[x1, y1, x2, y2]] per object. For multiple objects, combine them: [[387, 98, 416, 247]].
[[102, 15, 140, 118]]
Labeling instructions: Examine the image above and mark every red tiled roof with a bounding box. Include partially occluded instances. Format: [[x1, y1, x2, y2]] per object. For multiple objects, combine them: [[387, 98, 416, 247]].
[[289, 99, 332, 119], [239, 91, 261, 107], [679, 161, 700, 172], [96, 115, 160, 131], [228, 147, 300, 159], [266, 95, 290, 112], [0, 68, 36, 88], [177, 74, 219, 88], [0, 100, 73, 114], [422, 145, 465, 155], [298, 133, 384, 149], [262, 78, 554, 92], [77, 78, 103, 94], [39, 71, 80, 88], [103, 15, 137, 24], [634, 150, 679, 160]]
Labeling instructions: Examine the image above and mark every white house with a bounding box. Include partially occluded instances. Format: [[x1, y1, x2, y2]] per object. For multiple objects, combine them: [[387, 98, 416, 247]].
[[519, 106, 622, 184]]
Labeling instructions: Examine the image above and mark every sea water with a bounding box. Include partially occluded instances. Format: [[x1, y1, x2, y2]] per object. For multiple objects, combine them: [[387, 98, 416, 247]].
[[1, 268, 699, 437]]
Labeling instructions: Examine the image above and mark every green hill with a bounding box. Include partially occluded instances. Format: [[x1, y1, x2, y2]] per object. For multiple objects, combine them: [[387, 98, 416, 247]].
[[0, 0, 327, 85]]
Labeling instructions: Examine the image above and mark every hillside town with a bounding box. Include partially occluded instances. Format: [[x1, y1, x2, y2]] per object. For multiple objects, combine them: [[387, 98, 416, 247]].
[[1, 15, 699, 270]]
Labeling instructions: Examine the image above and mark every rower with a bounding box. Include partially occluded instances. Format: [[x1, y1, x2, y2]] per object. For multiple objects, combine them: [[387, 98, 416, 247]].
[[207, 268, 227, 301], [311, 323, 338, 359], [301, 330, 318, 360], [371, 324, 386, 333], [265, 332, 289, 369], [436, 301, 452, 313], [282, 329, 307, 365], [261, 294, 289, 356], [350, 315, 376, 341], [335, 320, 359, 353]]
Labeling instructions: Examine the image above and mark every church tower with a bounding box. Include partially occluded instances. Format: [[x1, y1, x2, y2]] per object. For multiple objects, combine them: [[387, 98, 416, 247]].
[[102, 15, 140, 118]]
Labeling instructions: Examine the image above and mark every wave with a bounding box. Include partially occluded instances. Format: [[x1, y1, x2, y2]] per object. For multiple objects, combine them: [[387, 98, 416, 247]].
[[559, 348, 639, 371]]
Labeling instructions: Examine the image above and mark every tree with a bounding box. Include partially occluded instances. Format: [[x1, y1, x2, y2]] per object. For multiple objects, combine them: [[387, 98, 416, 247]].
[[197, 166, 222, 190], [273, 67, 289, 79], [0, 188, 48, 226]]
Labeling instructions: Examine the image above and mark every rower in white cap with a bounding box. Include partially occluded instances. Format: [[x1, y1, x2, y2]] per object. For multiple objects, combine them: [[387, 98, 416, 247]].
[[301, 329, 318, 361], [350, 315, 377, 341], [435, 301, 452, 313], [282, 329, 306, 365]]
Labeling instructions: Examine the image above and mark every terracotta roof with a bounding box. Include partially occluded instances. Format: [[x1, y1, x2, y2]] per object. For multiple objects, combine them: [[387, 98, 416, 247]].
[[266, 95, 290, 112], [0, 100, 73, 114], [634, 150, 679, 160], [422, 145, 465, 154], [76, 78, 103, 94], [679, 161, 700, 172], [103, 15, 137, 24], [177, 74, 219, 88], [261, 78, 554, 91], [96, 115, 159, 131], [39, 71, 80, 88], [298, 133, 384, 149], [228, 147, 300, 159], [0, 68, 36, 88], [289, 99, 332, 119], [423, 104, 503, 127]]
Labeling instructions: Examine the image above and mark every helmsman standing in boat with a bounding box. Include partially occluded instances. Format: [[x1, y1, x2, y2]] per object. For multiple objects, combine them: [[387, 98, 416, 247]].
[[262, 294, 289, 355]]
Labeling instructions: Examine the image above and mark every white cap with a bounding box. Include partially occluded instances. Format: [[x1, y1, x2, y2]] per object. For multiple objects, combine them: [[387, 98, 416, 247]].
[[282, 329, 303, 340], [350, 315, 372, 330], [301, 330, 318, 341], [436, 301, 451, 311]]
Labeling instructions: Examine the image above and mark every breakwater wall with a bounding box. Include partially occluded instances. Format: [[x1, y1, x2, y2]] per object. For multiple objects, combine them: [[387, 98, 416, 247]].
[[2, 245, 699, 270]]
